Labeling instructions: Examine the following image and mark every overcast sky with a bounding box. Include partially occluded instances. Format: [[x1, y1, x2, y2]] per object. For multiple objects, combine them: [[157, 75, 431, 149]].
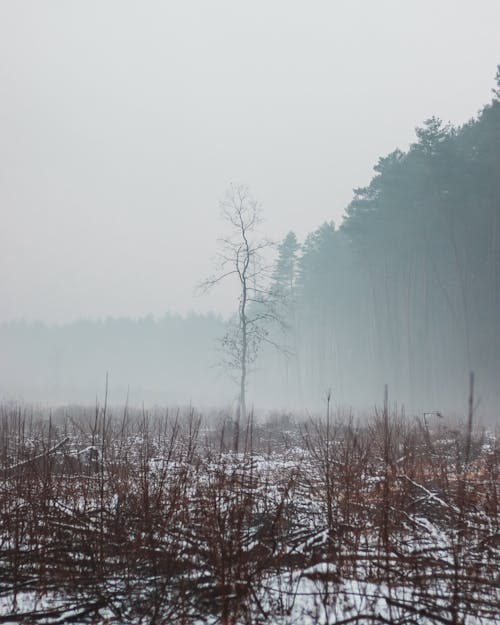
[[1, 1, 499, 324]]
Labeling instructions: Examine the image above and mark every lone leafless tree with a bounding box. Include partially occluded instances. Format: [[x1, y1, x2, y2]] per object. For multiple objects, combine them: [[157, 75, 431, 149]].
[[200, 184, 288, 451]]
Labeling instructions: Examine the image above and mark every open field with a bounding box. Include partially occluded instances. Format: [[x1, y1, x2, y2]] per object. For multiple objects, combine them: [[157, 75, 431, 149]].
[[0, 402, 498, 624]]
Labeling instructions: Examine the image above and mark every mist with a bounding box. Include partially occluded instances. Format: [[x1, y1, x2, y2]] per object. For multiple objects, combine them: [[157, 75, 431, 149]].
[[1, 5, 500, 622], [1, 1, 500, 420]]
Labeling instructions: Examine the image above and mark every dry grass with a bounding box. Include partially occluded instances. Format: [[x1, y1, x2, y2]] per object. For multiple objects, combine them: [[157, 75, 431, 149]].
[[0, 401, 498, 624]]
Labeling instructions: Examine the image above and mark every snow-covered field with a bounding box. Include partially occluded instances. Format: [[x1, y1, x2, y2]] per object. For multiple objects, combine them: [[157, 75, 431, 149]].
[[0, 405, 498, 624]]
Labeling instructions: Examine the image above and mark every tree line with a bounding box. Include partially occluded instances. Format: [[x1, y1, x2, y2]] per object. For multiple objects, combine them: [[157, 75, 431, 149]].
[[260, 67, 500, 418], [0, 314, 227, 406]]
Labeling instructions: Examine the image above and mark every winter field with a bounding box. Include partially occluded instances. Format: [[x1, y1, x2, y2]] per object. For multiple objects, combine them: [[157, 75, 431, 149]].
[[0, 402, 498, 625]]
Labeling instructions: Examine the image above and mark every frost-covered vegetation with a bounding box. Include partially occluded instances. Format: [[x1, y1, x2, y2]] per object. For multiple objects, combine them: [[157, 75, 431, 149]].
[[0, 401, 497, 624]]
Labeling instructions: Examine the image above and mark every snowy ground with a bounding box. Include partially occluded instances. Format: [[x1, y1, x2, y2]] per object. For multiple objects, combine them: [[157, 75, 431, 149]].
[[0, 407, 498, 624]]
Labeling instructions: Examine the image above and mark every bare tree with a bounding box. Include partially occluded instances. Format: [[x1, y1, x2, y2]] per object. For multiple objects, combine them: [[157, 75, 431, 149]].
[[200, 184, 288, 451]]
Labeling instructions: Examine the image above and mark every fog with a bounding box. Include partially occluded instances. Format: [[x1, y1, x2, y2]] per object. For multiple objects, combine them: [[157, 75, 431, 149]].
[[1, 2, 499, 419]]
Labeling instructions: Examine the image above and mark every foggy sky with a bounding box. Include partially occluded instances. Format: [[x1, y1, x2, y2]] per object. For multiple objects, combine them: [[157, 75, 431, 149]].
[[1, 0, 499, 324]]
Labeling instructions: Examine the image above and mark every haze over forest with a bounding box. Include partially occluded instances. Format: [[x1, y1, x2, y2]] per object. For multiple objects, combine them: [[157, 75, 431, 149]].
[[2, 71, 500, 418], [1, 2, 500, 419]]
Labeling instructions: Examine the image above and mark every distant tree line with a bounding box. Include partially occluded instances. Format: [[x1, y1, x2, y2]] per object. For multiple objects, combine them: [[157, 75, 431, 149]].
[[0, 313, 227, 406]]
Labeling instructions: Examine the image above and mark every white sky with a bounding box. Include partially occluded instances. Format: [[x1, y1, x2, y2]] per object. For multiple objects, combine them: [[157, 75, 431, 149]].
[[1, 0, 499, 323]]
